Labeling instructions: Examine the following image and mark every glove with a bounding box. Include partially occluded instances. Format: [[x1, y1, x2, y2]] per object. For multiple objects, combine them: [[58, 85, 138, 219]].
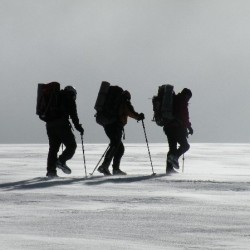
[[75, 124, 84, 135], [187, 127, 193, 135], [137, 113, 145, 121]]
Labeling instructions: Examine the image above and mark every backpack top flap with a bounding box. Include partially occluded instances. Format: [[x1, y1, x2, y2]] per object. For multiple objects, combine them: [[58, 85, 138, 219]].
[[103, 85, 124, 116], [161, 84, 174, 120], [36, 82, 61, 121], [94, 81, 110, 112], [152, 84, 174, 126], [95, 85, 124, 126]]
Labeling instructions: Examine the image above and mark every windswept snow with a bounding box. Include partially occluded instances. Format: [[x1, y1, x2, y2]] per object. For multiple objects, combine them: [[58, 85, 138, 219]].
[[0, 143, 250, 249]]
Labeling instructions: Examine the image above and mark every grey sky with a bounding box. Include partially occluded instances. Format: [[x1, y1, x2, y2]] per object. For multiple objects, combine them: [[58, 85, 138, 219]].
[[1, 0, 250, 143]]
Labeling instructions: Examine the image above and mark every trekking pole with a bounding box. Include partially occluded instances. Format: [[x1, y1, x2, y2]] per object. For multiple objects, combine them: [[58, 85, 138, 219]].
[[81, 134, 87, 178], [89, 145, 110, 176], [182, 154, 185, 173], [141, 119, 156, 176]]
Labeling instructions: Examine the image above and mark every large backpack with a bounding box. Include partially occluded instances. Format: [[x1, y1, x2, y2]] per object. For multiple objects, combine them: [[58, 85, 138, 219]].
[[94, 81, 124, 126], [36, 82, 62, 122], [152, 84, 175, 126]]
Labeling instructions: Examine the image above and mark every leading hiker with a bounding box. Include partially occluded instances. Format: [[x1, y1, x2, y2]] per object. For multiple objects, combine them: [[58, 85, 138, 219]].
[[97, 87, 145, 176], [43, 84, 84, 178], [163, 88, 193, 174]]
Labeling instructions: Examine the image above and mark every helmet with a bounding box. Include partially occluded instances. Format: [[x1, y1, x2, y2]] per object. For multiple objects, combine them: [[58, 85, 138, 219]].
[[122, 90, 131, 100], [181, 88, 192, 98], [64, 86, 77, 100]]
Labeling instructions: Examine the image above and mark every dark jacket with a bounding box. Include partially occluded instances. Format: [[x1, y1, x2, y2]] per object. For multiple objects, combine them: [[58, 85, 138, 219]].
[[46, 90, 80, 128]]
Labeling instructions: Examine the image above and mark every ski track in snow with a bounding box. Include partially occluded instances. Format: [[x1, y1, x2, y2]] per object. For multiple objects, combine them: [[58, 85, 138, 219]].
[[0, 143, 250, 250]]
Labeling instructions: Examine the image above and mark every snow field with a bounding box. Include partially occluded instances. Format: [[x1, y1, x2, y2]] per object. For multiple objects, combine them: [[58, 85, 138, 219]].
[[0, 143, 250, 249]]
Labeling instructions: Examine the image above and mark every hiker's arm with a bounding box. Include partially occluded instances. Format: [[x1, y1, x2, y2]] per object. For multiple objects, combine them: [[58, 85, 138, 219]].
[[70, 102, 84, 135], [126, 102, 144, 120]]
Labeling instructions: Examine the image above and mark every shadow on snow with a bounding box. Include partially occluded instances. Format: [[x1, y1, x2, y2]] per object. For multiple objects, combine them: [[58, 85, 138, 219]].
[[0, 174, 166, 191], [85, 173, 166, 186]]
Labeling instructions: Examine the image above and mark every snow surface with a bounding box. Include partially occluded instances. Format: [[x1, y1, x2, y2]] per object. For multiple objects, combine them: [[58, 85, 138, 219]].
[[0, 143, 250, 250]]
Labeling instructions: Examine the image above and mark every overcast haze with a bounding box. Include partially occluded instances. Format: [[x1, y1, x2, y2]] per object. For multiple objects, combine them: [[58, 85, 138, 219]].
[[1, 0, 250, 143]]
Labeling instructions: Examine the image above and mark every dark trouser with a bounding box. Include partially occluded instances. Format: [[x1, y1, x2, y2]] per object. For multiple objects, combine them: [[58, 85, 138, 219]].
[[46, 121, 77, 174], [163, 126, 190, 169], [102, 123, 124, 170]]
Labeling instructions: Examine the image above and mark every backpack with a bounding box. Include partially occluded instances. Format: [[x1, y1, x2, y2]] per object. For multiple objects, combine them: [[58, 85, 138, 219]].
[[36, 82, 62, 122], [94, 81, 124, 126], [152, 84, 175, 126]]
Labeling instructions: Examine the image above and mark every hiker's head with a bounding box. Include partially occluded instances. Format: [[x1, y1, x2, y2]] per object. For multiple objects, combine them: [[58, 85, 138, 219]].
[[122, 90, 131, 101], [181, 88, 192, 101], [64, 86, 77, 100]]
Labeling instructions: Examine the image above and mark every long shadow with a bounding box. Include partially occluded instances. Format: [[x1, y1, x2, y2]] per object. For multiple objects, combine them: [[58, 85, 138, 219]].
[[85, 173, 166, 185], [0, 174, 166, 190], [0, 177, 89, 191]]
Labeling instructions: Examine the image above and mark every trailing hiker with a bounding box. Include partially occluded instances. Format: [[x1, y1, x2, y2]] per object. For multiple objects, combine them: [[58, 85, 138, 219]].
[[36, 82, 84, 178], [152, 85, 193, 174], [94, 81, 145, 176]]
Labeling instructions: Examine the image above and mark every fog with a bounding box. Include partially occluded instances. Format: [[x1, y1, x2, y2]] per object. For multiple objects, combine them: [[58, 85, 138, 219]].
[[1, 0, 250, 143]]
